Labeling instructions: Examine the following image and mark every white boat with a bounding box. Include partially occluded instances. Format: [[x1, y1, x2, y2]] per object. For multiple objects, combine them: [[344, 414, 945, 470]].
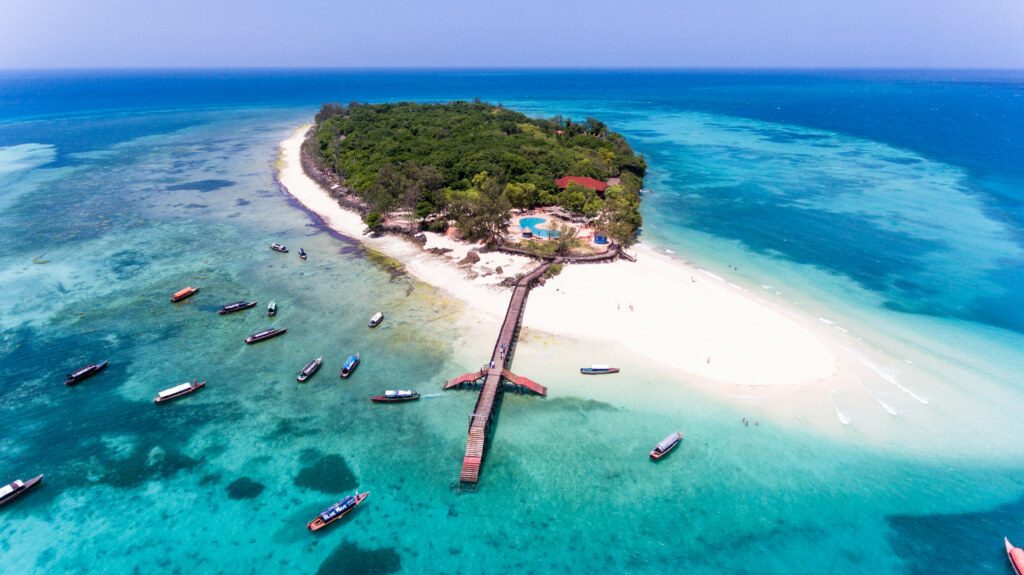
[[368, 311, 384, 328]]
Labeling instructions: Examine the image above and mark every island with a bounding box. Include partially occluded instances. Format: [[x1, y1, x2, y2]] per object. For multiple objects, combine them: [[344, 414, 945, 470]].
[[301, 101, 646, 259]]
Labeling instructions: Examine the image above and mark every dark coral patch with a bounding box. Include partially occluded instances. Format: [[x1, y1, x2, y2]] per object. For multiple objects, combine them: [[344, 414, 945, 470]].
[[167, 179, 234, 193], [295, 452, 357, 494], [316, 542, 400, 575], [226, 477, 265, 500]]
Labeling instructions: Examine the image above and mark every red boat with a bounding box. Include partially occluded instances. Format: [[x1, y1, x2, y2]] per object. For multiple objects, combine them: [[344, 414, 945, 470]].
[[1006, 538, 1024, 575], [171, 286, 199, 302], [154, 379, 206, 404], [650, 432, 683, 460], [307, 491, 369, 531], [0, 474, 43, 507]]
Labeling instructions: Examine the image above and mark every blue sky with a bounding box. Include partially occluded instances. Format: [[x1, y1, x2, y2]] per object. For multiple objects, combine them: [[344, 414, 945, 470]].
[[2, 0, 1022, 69]]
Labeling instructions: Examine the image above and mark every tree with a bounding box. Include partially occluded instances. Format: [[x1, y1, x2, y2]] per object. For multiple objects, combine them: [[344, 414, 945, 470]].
[[450, 172, 511, 244], [363, 211, 383, 230], [504, 182, 538, 209], [551, 223, 582, 255]]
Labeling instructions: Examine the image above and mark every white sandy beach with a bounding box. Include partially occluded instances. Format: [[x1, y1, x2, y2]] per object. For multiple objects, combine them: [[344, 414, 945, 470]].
[[279, 125, 838, 387], [278, 124, 1024, 454]]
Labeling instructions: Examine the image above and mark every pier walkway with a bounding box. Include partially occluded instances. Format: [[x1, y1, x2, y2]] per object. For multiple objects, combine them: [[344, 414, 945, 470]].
[[445, 260, 553, 484]]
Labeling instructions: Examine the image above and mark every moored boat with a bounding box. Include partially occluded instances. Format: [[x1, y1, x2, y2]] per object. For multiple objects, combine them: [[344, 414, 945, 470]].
[[0, 474, 43, 507], [267, 300, 277, 317], [298, 248, 307, 260], [64, 360, 108, 386], [171, 286, 199, 302], [245, 328, 287, 344], [580, 364, 619, 375], [371, 389, 420, 403], [270, 242, 288, 253], [218, 300, 257, 315], [368, 311, 384, 328], [297, 357, 323, 382], [154, 379, 206, 404], [307, 491, 369, 531], [1007, 538, 1024, 575], [339, 354, 360, 378], [650, 432, 683, 460]]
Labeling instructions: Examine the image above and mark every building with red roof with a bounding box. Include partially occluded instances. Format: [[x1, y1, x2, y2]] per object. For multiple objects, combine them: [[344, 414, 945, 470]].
[[555, 176, 608, 194]]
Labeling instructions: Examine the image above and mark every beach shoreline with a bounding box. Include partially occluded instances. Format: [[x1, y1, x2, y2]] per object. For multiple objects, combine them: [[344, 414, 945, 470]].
[[278, 124, 838, 388]]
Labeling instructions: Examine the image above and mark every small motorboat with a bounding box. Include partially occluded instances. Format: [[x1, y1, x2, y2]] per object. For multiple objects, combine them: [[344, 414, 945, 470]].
[[339, 354, 360, 379], [64, 360, 108, 386], [270, 243, 288, 253], [368, 311, 384, 328], [297, 357, 323, 382], [1007, 538, 1024, 575], [307, 491, 369, 531], [0, 474, 43, 507], [371, 389, 419, 403], [267, 301, 277, 317], [580, 364, 619, 375], [298, 248, 307, 260], [218, 300, 257, 315], [171, 286, 199, 302], [154, 379, 206, 404], [245, 328, 287, 344], [650, 432, 683, 460]]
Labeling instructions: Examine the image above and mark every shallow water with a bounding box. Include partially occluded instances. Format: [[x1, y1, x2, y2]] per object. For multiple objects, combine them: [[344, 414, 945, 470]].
[[1, 71, 1023, 574]]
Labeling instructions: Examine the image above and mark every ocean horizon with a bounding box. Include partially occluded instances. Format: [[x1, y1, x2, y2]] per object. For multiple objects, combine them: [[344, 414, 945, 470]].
[[2, 69, 1023, 574]]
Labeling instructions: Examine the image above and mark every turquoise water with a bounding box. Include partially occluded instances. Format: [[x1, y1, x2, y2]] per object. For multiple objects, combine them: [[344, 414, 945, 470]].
[[518, 216, 560, 239], [1, 71, 1023, 574]]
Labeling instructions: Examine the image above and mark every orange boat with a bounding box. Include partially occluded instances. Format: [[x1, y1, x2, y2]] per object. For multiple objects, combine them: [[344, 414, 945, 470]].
[[1006, 538, 1024, 575], [308, 491, 369, 531], [171, 286, 199, 302]]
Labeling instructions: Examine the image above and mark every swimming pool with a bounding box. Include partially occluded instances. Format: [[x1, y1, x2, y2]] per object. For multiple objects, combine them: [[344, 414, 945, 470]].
[[519, 216, 561, 239]]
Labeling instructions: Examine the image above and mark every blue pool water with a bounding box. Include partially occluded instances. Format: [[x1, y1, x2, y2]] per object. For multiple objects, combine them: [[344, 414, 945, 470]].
[[519, 216, 560, 238], [1, 70, 1023, 574]]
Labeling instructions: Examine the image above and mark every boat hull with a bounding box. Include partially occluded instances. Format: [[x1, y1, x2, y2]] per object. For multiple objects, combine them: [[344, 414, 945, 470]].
[[297, 359, 323, 382], [0, 475, 43, 507], [371, 395, 419, 403], [218, 301, 257, 314], [154, 381, 206, 404], [339, 355, 359, 379], [580, 368, 619, 375], [64, 361, 108, 386], [1008, 538, 1024, 575], [245, 328, 287, 344], [307, 492, 369, 531], [171, 288, 199, 302], [650, 432, 683, 460]]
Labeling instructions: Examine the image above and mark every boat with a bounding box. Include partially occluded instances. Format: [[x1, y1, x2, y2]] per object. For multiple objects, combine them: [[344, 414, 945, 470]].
[[218, 300, 257, 315], [650, 432, 683, 460], [368, 311, 384, 328], [0, 474, 43, 507], [1007, 538, 1024, 575], [171, 286, 199, 302], [298, 248, 307, 260], [154, 379, 206, 404], [580, 364, 619, 375], [339, 354, 360, 378], [245, 328, 287, 344], [307, 491, 369, 531], [267, 301, 277, 317], [297, 357, 323, 382], [64, 360, 108, 386], [270, 243, 288, 253], [371, 389, 420, 403]]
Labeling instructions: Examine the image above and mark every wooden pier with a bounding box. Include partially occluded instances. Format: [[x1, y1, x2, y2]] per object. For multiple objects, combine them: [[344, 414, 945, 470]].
[[445, 260, 553, 484]]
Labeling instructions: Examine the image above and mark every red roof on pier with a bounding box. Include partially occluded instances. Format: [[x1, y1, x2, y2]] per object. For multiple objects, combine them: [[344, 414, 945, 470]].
[[555, 176, 608, 192]]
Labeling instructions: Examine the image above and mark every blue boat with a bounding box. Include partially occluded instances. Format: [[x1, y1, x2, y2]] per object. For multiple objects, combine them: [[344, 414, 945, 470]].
[[307, 491, 369, 531], [340, 353, 360, 379]]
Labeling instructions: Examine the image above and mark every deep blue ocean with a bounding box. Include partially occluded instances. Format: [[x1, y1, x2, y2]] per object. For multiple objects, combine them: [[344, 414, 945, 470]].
[[1, 70, 1023, 574]]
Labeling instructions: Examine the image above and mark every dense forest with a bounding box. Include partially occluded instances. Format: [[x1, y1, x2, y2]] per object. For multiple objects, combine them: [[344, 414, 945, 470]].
[[309, 101, 645, 246]]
